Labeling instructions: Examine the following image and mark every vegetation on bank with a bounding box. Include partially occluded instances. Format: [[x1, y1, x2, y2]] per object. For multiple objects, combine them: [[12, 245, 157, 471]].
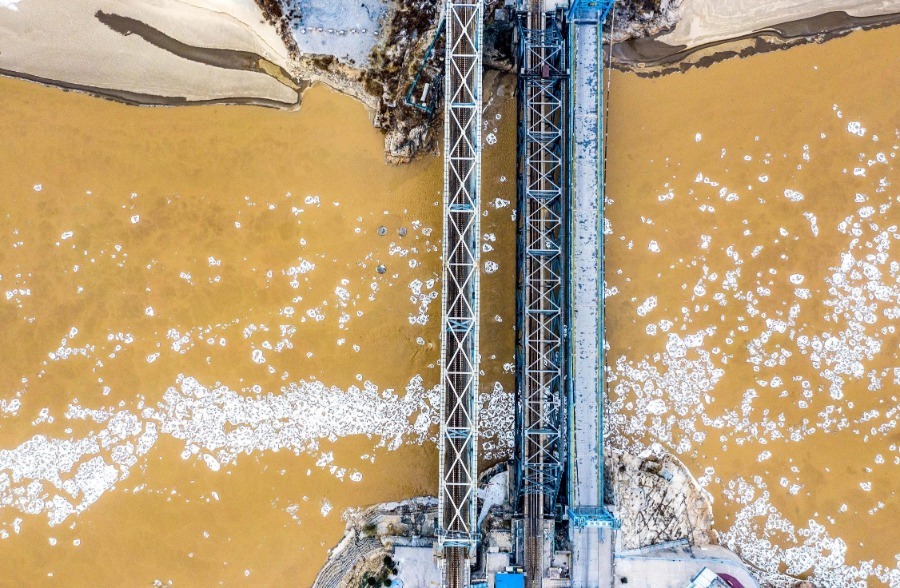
[[360, 556, 399, 587]]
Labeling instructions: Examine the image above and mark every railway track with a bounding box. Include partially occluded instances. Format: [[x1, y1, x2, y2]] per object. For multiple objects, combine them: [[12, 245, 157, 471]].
[[517, 2, 567, 586]]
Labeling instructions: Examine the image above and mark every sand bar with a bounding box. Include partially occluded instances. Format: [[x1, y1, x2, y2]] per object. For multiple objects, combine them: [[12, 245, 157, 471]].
[[0, 0, 299, 105], [614, 0, 900, 72], [660, 0, 899, 47]]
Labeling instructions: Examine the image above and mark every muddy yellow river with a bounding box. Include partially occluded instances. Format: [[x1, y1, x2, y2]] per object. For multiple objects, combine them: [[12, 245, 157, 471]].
[[0, 73, 517, 585], [0, 25, 896, 587], [606, 26, 898, 586]]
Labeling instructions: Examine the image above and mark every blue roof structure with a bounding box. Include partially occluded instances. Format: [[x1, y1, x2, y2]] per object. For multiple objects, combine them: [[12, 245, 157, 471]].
[[495, 572, 525, 588]]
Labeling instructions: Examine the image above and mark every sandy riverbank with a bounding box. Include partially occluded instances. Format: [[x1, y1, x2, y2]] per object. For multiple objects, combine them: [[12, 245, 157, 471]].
[[1, 0, 897, 156], [613, 0, 900, 74], [0, 0, 300, 106], [3, 0, 898, 108]]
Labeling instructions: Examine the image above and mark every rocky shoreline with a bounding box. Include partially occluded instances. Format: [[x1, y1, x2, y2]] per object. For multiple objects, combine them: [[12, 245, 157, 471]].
[[251, 0, 899, 160], [312, 447, 818, 588]]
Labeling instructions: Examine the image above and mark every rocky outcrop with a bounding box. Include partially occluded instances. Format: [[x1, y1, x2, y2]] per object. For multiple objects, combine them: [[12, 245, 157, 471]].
[[251, 0, 690, 161], [385, 123, 433, 164], [606, 444, 715, 551], [483, 2, 516, 73], [254, 0, 303, 60], [608, 0, 685, 43], [312, 497, 439, 588], [364, 0, 443, 163]]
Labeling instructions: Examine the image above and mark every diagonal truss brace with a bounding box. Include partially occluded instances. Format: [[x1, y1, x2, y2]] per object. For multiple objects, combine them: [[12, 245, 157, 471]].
[[437, 0, 484, 560]]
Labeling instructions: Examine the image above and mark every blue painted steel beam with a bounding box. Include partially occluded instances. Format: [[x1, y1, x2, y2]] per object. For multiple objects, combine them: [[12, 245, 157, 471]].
[[515, 8, 568, 506]]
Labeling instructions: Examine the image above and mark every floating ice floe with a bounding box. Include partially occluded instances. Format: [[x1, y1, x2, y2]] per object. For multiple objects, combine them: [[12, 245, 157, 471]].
[[721, 476, 899, 586], [783, 189, 804, 202], [636, 296, 657, 317], [0, 374, 455, 529], [407, 279, 438, 326], [847, 121, 866, 137]]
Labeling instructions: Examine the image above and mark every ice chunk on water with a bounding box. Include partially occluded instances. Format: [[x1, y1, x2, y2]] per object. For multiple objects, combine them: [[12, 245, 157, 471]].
[[636, 296, 657, 317], [847, 121, 866, 137], [646, 399, 667, 415]]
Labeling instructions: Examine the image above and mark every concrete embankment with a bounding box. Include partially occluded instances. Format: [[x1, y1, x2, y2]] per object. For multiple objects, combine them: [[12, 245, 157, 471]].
[[312, 451, 796, 587]]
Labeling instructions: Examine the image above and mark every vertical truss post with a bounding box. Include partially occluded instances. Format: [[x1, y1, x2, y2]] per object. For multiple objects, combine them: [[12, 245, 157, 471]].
[[437, 0, 483, 586]]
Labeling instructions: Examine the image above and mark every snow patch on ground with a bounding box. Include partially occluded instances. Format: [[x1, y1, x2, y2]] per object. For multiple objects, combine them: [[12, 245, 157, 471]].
[[287, 0, 387, 65]]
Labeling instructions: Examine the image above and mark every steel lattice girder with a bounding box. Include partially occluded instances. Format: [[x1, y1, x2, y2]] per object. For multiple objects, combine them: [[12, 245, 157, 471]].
[[519, 23, 566, 77], [437, 0, 483, 557], [516, 11, 568, 502]]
